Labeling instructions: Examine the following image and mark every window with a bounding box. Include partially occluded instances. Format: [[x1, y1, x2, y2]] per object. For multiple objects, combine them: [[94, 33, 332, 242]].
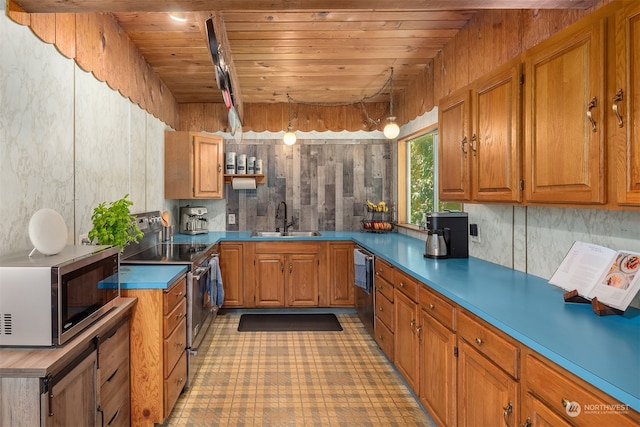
[[404, 129, 461, 226]]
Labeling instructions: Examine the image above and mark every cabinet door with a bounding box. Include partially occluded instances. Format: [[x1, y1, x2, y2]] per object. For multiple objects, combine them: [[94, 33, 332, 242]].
[[44, 350, 98, 427], [525, 18, 606, 204], [522, 393, 572, 427], [219, 243, 244, 307], [457, 340, 518, 427], [472, 62, 523, 203], [255, 254, 286, 306], [394, 290, 419, 393], [328, 243, 354, 306], [615, 2, 640, 205], [419, 311, 457, 427], [287, 254, 319, 306], [439, 90, 472, 201], [193, 134, 224, 198]]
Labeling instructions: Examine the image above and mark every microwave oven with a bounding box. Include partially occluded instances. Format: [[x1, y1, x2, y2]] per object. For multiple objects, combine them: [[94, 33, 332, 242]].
[[0, 245, 120, 347]]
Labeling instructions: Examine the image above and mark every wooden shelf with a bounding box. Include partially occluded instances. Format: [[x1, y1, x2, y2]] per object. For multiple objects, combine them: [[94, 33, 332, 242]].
[[224, 174, 266, 185]]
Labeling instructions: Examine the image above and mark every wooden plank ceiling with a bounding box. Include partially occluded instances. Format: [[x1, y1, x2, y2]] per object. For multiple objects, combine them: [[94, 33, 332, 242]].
[[15, 0, 601, 106]]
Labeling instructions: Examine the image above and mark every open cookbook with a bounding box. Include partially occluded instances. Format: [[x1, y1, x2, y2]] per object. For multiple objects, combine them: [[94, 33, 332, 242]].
[[549, 241, 640, 311]]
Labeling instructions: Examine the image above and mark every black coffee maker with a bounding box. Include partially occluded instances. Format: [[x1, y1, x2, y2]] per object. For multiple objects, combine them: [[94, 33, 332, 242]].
[[424, 211, 469, 258]]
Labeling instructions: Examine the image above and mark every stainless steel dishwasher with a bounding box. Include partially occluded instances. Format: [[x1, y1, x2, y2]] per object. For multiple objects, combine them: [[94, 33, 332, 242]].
[[354, 247, 374, 337]]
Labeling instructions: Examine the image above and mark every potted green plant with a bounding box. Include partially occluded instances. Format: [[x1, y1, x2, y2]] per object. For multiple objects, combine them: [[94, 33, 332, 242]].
[[88, 194, 143, 252]]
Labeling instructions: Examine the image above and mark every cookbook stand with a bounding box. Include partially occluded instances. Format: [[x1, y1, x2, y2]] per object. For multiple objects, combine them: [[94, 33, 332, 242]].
[[563, 290, 625, 316]]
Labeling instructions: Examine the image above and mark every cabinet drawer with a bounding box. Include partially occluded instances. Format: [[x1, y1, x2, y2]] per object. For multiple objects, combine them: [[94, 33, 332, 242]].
[[164, 298, 186, 338], [99, 358, 130, 427], [374, 258, 394, 283], [163, 317, 187, 378], [458, 310, 519, 379], [394, 269, 419, 302], [525, 353, 640, 427], [164, 351, 187, 419], [374, 316, 394, 360], [164, 276, 187, 314], [375, 275, 394, 302], [375, 290, 394, 332], [98, 321, 129, 388], [419, 286, 456, 331]]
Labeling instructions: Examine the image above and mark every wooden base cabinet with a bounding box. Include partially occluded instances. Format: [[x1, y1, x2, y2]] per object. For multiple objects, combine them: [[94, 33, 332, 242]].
[[374, 258, 395, 359], [219, 242, 244, 307], [522, 351, 640, 427], [456, 310, 520, 427], [0, 301, 134, 427], [123, 274, 188, 426], [254, 242, 320, 307], [394, 270, 420, 393], [419, 287, 457, 427], [328, 242, 354, 306]]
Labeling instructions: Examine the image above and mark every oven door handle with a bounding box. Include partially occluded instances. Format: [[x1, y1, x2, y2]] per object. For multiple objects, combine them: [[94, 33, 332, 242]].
[[192, 264, 211, 281]]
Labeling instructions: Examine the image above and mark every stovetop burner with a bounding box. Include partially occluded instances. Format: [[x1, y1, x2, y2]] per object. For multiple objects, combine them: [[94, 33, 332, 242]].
[[122, 243, 212, 265]]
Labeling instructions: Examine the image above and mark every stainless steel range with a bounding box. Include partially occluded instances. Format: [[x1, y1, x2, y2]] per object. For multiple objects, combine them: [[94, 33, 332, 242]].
[[121, 211, 219, 387]]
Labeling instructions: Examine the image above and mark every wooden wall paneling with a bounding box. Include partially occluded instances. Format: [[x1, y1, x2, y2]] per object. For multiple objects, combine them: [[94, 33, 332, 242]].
[[202, 103, 227, 133], [127, 36, 144, 108], [75, 13, 105, 79], [54, 13, 76, 59], [179, 103, 206, 131], [29, 13, 56, 44], [103, 14, 128, 93], [7, 1, 30, 26]]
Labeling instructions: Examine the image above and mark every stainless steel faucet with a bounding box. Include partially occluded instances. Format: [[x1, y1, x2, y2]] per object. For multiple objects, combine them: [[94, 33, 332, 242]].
[[276, 201, 294, 233]]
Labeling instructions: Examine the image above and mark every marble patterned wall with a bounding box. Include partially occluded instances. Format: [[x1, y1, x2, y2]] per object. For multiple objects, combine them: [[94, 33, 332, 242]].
[[0, 5, 176, 256], [223, 138, 393, 232]]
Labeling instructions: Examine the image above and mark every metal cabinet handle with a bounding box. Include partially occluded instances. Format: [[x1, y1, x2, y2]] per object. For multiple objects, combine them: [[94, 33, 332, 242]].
[[410, 319, 415, 327], [612, 89, 624, 128], [461, 136, 468, 154], [281, 263, 284, 272], [521, 417, 531, 427], [587, 96, 598, 132], [471, 133, 478, 155], [475, 337, 483, 345], [399, 282, 405, 288], [429, 303, 435, 310], [289, 262, 293, 273], [503, 401, 513, 427], [379, 306, 383, 311]]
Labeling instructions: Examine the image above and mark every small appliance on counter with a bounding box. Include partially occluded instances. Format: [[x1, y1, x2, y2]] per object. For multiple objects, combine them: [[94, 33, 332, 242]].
[[424, 211, 468, 259], [179, 206, 208, 235]]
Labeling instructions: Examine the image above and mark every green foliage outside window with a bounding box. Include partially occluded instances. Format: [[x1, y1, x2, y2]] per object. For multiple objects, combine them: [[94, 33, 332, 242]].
[[408, 132, 461, 225]]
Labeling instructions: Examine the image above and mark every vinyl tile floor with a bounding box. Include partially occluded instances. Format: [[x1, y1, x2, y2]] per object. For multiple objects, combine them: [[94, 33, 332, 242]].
[[164, 311, 436, 427]]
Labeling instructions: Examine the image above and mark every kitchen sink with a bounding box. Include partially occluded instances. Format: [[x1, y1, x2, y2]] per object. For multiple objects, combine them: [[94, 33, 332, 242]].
[[251, 231, 322, 238]]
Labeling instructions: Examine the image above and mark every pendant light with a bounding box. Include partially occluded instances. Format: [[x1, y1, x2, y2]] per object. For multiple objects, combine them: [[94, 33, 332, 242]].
[[283, 95, 297, 145], [383, 68, 400, 139]]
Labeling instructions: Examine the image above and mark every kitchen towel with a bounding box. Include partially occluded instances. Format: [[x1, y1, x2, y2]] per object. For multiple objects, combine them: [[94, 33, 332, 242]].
[[207, 256, 224, 307], [354, 249, 370, 294]]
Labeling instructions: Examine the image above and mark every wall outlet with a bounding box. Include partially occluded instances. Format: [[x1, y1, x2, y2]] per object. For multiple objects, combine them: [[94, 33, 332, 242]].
[[228, 213, 236, 225], [469, 224, 480, 243], [78, 233, 90, 245]]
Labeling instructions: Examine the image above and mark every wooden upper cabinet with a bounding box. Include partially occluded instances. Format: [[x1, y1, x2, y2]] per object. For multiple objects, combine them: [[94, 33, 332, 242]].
[[524, 16, 607, 205], [165, 131, 224, 199], [439, 60, 523, 204], [439, 90, 472, 201], [614, 1, 640, 206], [472, 61, 523, 203]]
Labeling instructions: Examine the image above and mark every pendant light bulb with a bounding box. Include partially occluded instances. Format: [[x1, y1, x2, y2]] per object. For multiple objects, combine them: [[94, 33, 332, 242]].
[[383, 117, 400, 139], [283, 130, 297, 145]]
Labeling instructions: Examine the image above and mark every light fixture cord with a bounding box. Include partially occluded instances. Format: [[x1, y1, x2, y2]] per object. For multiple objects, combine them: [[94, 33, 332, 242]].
[[286, 68, 393, 126], [389, 67, 394, 117]]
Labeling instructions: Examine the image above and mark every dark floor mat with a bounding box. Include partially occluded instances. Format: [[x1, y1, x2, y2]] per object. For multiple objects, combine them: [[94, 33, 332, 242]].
[[237, 313, 343, 332]]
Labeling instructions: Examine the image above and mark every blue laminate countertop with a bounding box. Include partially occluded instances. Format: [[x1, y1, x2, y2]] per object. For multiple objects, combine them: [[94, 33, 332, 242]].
[[118, 265, 188, 289], [169, 231, 640, 410]]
